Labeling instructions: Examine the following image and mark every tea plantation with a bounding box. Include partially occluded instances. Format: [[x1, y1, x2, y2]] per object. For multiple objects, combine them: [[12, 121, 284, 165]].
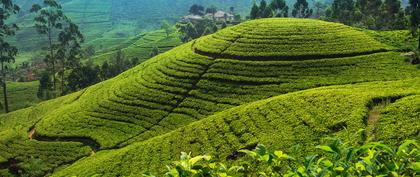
[[0, 18, 419, 176]]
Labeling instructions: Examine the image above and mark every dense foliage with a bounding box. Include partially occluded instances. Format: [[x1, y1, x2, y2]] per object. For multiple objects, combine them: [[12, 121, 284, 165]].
[[0, 18, 419, 176], [154, 140, 419, 177], [194, 19, 390, 58]]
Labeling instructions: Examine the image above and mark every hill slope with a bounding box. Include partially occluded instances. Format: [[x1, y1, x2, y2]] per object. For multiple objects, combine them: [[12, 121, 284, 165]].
[[52, 79, 420, 176], [11, 0, 254, 54], [0, 18, 419, 176]]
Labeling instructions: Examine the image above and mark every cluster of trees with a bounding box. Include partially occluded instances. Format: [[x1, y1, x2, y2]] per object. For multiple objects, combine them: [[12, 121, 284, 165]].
[[176, 4, 243, 43], [176, 19, 220, 42], [0, 0, 20, 113], [249, 0, 420, 51], [326, 0, 406, 30], [1, 0, 145, 110], [38, 50, 140, 99], [250, 0, 312, 19], [249, 0, 406, 31]]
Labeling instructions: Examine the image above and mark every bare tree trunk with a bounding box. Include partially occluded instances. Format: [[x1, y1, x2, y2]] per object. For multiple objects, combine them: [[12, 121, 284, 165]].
[[1, 62, 9, 113], [60, 64, 64, 95], [418, 32, 420, 50], [48, 29, 56, 91]]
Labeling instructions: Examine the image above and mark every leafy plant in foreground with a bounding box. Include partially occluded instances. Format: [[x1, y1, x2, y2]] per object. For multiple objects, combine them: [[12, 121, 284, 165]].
[[147, 139, 419, 177]]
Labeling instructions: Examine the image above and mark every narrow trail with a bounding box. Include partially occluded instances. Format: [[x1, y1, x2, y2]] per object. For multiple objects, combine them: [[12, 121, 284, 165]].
[[365, 105, 383, 142], [364, 96, 406, 143]]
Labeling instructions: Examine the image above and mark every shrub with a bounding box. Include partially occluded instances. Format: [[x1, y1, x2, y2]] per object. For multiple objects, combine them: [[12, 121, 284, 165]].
[[149, 139, 419, 177]]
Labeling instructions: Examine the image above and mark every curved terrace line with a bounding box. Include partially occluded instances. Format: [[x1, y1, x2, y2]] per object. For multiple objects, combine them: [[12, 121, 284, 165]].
[[193, 47, 391, 61]]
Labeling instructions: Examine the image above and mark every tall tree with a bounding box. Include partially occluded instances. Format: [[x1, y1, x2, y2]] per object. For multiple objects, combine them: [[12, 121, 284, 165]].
[[189, 4, 205, 16], [270, 0, 289, 17], [150, 47, 160, 58], [259, 0, 273, 18], [250, 2, 260, 19], [31, 0, 68, 91], [356, 0, 383, 29], [329, 0, 356, 25], [56, 22, 84, 95], [0, 0, 20, 113], [313, 0, 327, 18], [205, 6, 217, 15], [292, 0, 313, 18], [379, 0, 406, 29], [408, 0, 420, 49]]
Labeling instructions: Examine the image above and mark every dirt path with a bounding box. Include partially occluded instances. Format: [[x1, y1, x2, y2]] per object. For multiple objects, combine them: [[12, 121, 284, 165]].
[[365, 106, 382, 142]]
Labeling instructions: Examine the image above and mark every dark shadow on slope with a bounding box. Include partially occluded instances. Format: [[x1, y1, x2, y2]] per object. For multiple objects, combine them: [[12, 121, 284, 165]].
[[193, 48, 390, 61]]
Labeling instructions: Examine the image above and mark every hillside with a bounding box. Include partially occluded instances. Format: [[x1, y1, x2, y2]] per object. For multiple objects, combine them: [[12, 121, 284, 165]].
[[90, 30, 182, 64], [0, 18, 419, 176], [0, 82, 40, 114], [10, 0, 254, 54]]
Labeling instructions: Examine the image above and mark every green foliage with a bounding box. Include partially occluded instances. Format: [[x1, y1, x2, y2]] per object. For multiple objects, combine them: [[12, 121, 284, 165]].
[[194, 18, 391, 58], [292, 0, 313, 18], [0, 0, 20, 113], [249, 0, 288, 19], [1, 18, 420, 176], [363, 30, 417, 51], [90, 29, 181, 64], [52, 79, 420, 176], [154, 140, 419, 177], [161, 21, 175, 38], [0, 81, 40, 114], [176, 19, 218, 43]]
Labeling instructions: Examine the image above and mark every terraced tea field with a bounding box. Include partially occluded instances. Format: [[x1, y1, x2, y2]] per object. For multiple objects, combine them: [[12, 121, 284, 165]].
[[0, 18, 419, 176], [90, 30, 182, 64], [0, 81, 40, 114]]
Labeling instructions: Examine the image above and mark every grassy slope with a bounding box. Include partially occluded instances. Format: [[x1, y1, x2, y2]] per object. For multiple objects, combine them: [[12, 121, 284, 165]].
[[90, 30, 182, 64], [52, 79, 420, 177], [0, 81, 40, 114], [0, 18, 419, 175], [10, 0, 253, 54], [0, 91, 92, 175]]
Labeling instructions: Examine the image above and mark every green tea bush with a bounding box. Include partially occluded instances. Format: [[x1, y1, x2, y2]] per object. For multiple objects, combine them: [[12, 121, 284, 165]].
[[153, 139, 419, 177], [194, 18, 391, 59]]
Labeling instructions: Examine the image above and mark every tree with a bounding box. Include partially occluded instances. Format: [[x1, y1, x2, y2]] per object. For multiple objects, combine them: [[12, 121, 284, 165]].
[[379, 0, 406, 29], [37, 71, 53, 99], [292, 0, 313, 18], [408, 0, 420, 49], [356, 0, 383, 29], [205, 6, 217, 15], [329, 0, 356, 25], [313, 0, 327, 18], [230, 7, 235, 14], [150, 47, 160, 58], [234, 14, 242, 22], [270, 0, 289, 17], [100, 61, 111, 80], [259, 0, 273, 18], [0, 0, 20, 113], [31, 0, 68, 91], [176, 19, 216, 42], [250, 2, 260, 19], [189, 4, 204, 15], [56, 22, 84, 95], [161, 20, 174, 37], [66, 62, 100, 93]]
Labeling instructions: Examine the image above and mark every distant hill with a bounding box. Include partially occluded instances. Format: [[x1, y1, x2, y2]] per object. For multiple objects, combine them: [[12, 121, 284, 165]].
[[0, 18, 418, 176], [10, 0, 255, 53]]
